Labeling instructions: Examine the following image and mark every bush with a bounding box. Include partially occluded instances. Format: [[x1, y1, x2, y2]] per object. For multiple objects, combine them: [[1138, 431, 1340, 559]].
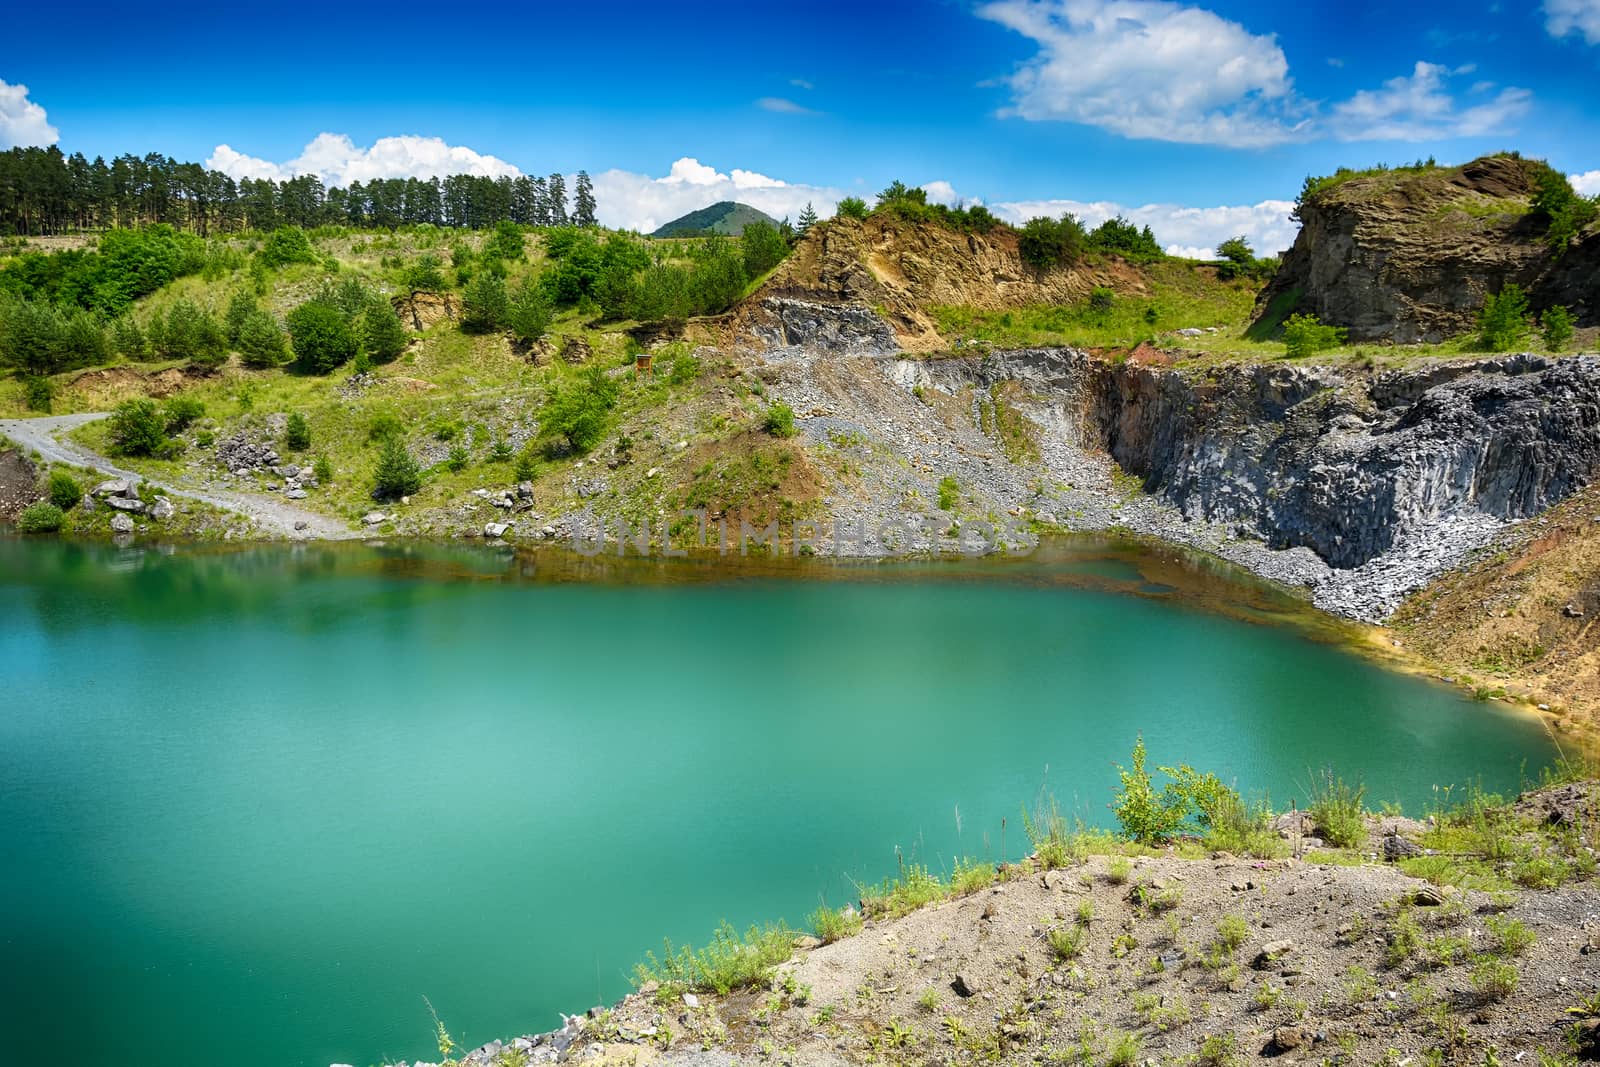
[[1532, 165, 1599, 251], [1307, 768, 1367, 848], [669, 351, 701, 385], [541, 366, 619, 453], [1478, 284, 1529, 351], [1113, 736, 1188, 844], [1086, 216, 1164, 261], [163, 396, 205, 432], [284, 412, 310, 451], [635, 921, 795, 996], [461, 272, 509, 333], [763, 400, 797, 437], [22, 374, 53, 412], [237, 310, 288, 367], [507, 280, 554, 344], [258, 226, 317, 269], [445, 444, 469, 472], [1018, 214, 1085, 271], [1470, 958, 1518, 1002], [367, 412, 404, 442], [371, 436, 422, 500], [17, 501, 64, 533], [1541, 304, 1575, 351], [287, 301, 359, 374], [1088, 286, 1115, 312], [361, 301, 409, 362], [48, 469, 81, 510], [937, 475, 959, 511], [835, 196, 868, 220], [810, 905, 863, 944], [156, 300, 227, 366], [108, 398, 169, 457], [741, 221, 789, 278], [1282, 312, 1346, 357], [313, 454, 333, 484]]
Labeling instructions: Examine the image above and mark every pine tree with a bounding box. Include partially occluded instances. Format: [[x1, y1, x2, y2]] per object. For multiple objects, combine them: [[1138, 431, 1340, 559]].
[[797, 201, 818, 235], [547, 173, 569, 226], [530, 176, 549, 227], [573, 171, 597, 227]]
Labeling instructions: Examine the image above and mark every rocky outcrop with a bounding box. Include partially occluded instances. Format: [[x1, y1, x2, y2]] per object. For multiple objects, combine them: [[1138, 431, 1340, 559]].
[[0, 447, 41, 521], [1255, 155, 1599, 342]]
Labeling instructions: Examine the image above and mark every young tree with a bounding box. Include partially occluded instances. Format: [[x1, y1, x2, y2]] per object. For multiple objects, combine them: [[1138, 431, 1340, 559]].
[[238, 310, 288, 367], [361, 301, 410, 362], [1541, 304, 1575, 351], [1478, 284, 1529, 351], [461, 272, 509, 333], [161, 300, 227, 366], [573, 171, 597, 227], [257, 225, 317, 268], [741, 221, 789, 277], [109, 398, 169, 456], [486, 219, 525, 261], [287, 301, 359, 373], [284, 412, 311, 451], [835, 196, 868, 220], [371, 436, 422, 500], [547, 173, 569, 226], [796, 202, 818, 235], [541, 365, 619, 452]]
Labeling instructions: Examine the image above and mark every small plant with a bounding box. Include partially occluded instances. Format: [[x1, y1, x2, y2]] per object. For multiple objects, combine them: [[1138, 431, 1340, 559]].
[[1470, 957, 1518, 1002], [1485, 916, 1535, 957], [1075, 899, 1094, 926], [1047, 923, 1085, 961], [1104, 1029, 1141, 1067], [1024, 792, 1080, 870], [1478, 284, 1530, 351], [1385, 910, 1424, 968], [1196, 1032, 1238, 1067], [1251, 982, 1282, 1011], [17, 501, 65, 533], [284, 412, 311, 451], [1343, 964, 1378, 1002], [1542, 305, 1575, 351], [1106, 855, 1132, 885], [371, 436, 422, 500], [1216, 914, 1248, 953], [950, 857, 995, 896], [916, 988, 940, 1014], [635, 921, 796, 996], [810, 904, 862, 944], [445, 444, 470, 472], [937, 474, 959, 511], [1307, 767, 1367, 848], [1112, 736, 1187, 843], [763, 401, 797, 438], [1282, 312, 1346, 358], [48, 470, 81, 510], [313, 455, 333, 484]]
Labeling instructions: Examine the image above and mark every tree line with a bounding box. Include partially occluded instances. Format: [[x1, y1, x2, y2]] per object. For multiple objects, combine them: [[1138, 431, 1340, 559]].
[[0, 145, 599, 236]]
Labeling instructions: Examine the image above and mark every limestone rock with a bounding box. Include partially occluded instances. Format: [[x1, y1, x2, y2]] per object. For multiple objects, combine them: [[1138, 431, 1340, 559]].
[[149, 497, 175, 521], [110, 513, 134, 534]]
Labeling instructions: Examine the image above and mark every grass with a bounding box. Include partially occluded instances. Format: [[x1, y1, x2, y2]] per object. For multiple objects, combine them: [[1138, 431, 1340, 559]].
[[810, 905, 863, 944], [1047, 923, 1086, 961], [1307, 768, 1367, 848], [635, 920, 796, 997]]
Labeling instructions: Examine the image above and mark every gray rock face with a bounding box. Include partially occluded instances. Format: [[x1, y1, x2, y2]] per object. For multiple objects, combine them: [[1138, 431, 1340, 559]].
[[751, 297, 899, 356]]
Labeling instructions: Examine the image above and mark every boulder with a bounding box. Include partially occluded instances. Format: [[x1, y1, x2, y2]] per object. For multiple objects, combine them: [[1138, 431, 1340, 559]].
[[363, 511, 389, 526], [1265, 1026, 1308, 1056], [105, 496, 145, 513], [950, 973, 979, 998], [149, 497, 175, 521], [92, 478, 132, 497], [1251, 939, 1296, 970], [285, 489, 308, 500], [1383, 833, 1423, 861], [110, 513, 134, 534], [484, 522, 512, 539]]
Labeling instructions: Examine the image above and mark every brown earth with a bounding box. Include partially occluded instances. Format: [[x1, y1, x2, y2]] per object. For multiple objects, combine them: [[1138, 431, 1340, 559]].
[[65, 364, 210, 407], [746, 215, 1154, 352], [1393, 482, 1600, 736], [0, 447, 41, 520]]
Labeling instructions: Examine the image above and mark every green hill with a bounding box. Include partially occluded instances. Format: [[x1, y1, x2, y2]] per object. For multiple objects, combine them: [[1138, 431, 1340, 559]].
[[651, 201, 780, 237]]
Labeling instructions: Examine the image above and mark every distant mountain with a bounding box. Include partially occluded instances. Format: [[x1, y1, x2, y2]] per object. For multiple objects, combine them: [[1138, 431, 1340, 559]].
[[651, 201, 780, 237]]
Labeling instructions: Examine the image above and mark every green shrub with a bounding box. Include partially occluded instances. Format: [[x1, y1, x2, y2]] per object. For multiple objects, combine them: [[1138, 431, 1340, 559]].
[[1470, 957, 1518, 1002], [763, 401, 797, 438], [445, 444, 469, 472], [258, 226, 317, 269], [108, 398, 169, 457], [835, 196, 868, 220], [158, 300, 227, 366], [1308, 768, 1367, 848], [1532, 165, 1599, 251], [937, 475, 959, 511], [1113, 736, 1187, 844], [361, 301, 409, 362], [810, 905, 863, 944], [1088, 286, 1115, 312], [669, 351, 701, 385], [371, 436, 422, 500], [1282, 312, 1346, 357], [237, 310, 288, 367], [741, 221, 789, 278], [1478, 284, 1529, 351], [541, 366, 619, 453], [22, 374, 54, 412], [48, 469, 81, 510], [367, 412, 403, 442], [635, 920, 795, 996], [507, 280, 554, 344], [288, 301, 358, 374], [1541, 305, 1575, 351], [861, 863, 947, 919], [1018, 214, 1085, 271], [460, 272, 509, 333], [313, 455, 333, 483], [17, 500, 64, 533], [284, 412, 311, 451], [163, 396, 205, 432], [1048, 923, 1086, 961]]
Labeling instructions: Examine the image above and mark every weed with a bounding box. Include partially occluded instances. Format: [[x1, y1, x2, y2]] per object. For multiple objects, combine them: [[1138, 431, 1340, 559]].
[[1471, 957, 1519, 1002], [635, 920, 796, 996], [1307, 768, 1368, 848], [1106, 856, 1132, 885], [1251, 983, 1282, 1012], [1196, 1032, 1239, 1067], [1216, 914, 1248, 953], [917, 988, 941, 1014], [1048, 924, 1086, 961], [1104, 1029, 1141, 1067], [1343, 965, 1378, 1003], [1385, 910, 1424, 968], [1485, 916, 1535, 957]]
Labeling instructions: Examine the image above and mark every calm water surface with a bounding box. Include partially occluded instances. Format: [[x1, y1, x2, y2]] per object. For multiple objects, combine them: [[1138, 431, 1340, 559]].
[[0, 537, 1555, 1067]]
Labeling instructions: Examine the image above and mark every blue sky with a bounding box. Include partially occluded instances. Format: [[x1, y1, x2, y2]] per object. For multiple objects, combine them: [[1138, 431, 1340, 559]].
[[3, 0, 1598, 253]]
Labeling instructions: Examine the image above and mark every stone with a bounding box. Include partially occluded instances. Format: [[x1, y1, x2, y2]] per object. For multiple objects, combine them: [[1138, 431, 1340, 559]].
[[1266, 1026, 1308, 1055], [484, 522, 512, 539], [1383, 833, 1423, 861], [950, 973, 979, 998], [79, 493, 96, 512], [1565, 602, 1586, 618], [1251, 939, 1296, 970], [92, 478, 131, 497], [793, 935, 822, 950], [516, 481, 535, 501], [682, 992, 699, 1009], [149, 497, 175, 521], [1410, 884, 1459, 906], [285, 489, 308, 500], [363, 511, 388, 525], [1575, 1018, 1600, 1061], [1229, 877, 1256, 892], [294, 520, 309, 531], [110, 513, 134, 534], [105, 495, 145, 512], [281, 464, 300, 479]]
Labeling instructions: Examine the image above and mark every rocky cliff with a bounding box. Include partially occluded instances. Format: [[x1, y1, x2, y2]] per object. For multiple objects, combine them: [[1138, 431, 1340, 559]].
[[1255, 155, 1600, 342]]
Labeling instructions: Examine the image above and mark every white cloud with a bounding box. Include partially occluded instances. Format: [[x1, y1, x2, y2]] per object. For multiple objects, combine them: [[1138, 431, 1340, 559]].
[[1572, 170, 1600, 196], [920, 181, 966, 207], [1545, 0, 1600, 44], [987, 191, 1300, 258], [592, 157, 843, 233], [1329, 61, 1531, 141], [977, 0, 1306, 147], [977, 0, 1531, 147], [207, 133, 521, 185], [789, 78, 815, 91], [0, 79, 58, 148], [757, 97, 820, 115]]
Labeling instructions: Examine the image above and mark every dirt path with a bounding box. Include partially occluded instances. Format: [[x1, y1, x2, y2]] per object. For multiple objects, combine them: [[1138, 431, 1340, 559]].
[[0, 413, 358, 540]]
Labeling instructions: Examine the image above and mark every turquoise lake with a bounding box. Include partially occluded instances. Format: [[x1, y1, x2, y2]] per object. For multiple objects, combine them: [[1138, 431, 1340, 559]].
[[0, 536, 1557, 1067]]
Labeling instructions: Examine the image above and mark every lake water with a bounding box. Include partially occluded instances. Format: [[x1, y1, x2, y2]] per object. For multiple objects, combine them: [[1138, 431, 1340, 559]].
[[0, 537, 1556, 1067]]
